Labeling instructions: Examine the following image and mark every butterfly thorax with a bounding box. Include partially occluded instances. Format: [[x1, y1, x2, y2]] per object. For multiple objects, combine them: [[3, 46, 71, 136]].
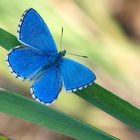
[[47, 50, 66, 66]]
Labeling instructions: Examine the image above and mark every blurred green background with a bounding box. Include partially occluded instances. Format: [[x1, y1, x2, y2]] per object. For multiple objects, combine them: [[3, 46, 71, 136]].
[[0, 0, 140, 139]]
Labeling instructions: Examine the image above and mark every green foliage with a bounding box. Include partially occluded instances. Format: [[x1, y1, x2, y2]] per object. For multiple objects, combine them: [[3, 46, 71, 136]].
[[0, 133, 10, 140], [0, 90, 118, 140], [76, 84, 140, 130], [0, 28, 140, 139], [0, 28, 20, 50]]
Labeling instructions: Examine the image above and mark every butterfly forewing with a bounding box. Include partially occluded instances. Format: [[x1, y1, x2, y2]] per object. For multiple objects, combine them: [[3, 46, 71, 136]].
[[17, 8, 58, 54], [6, 45, 49, 80]]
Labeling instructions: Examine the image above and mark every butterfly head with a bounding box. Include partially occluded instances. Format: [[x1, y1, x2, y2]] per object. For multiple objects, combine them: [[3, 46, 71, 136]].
[[59, 50, 66, 57]]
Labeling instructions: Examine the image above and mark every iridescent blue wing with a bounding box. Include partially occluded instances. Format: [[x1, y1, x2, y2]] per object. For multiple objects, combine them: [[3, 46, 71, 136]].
[[30, 66, 62, 104], [17, 8, 57, 54], [60, 58, 96, 92], [6, 46, 49, 80]]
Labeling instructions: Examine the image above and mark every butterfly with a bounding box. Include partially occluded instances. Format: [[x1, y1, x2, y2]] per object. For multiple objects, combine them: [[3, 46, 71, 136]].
[[6, 8, 96, 105]]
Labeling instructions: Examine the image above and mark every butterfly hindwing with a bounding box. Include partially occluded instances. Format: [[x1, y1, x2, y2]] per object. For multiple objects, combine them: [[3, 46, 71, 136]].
[[31, 66, 62, 104], [6, 46, 49, 80], [18, 8, 57, 54], [60, 58, 96, 92]]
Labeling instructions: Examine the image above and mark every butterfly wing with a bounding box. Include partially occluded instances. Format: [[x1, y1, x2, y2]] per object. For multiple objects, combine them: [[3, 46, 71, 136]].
[[31, 66, 62, 104], [60, 58, 96, 92], [6, 46, 49, 80], [17, 8, 57, 54]]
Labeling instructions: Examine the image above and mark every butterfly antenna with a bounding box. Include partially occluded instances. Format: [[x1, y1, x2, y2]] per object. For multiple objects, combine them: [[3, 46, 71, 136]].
[[60, 26, 63, 50], [59, 26, 88, 58], [67, 52, 88, 58]]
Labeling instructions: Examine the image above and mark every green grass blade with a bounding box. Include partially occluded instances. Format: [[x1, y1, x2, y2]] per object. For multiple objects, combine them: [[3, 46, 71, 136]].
[[0, 90, 118, 140], [75, 83, 140, 130], [0, 28, 20, 50]]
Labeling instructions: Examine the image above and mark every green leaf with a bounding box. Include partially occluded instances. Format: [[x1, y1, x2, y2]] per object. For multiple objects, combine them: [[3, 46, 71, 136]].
[[75, 83, 140, 130], [0, 28, 20, 50], [0, 90, 118, 140]]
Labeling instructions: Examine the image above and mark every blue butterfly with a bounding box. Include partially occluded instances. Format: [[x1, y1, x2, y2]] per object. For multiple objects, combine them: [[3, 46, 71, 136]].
[[6, 8, 96, 105]]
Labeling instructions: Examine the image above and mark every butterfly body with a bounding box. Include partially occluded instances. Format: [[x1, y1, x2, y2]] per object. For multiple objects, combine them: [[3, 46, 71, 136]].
[[47, 50, 66, 67], [6, 8, 96, 105]]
